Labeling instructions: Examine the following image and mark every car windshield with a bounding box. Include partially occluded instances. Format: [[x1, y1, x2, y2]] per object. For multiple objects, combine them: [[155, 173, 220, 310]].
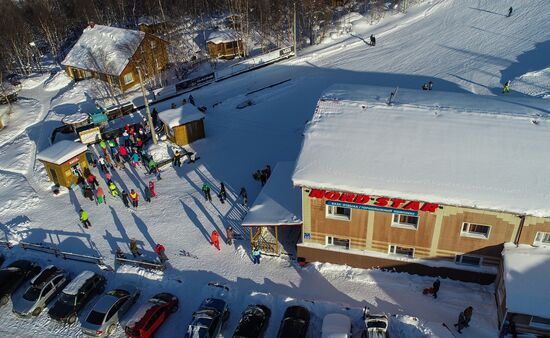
[[87, 310, 106, 325], [367, 321, 387, 329], [23, 286, 42, 301], [59, 293, 76, 305]]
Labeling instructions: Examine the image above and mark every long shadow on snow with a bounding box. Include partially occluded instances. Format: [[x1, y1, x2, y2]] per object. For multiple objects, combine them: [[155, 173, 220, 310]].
[[500, 40, 550, 90], [131, 212, 156, 251], [180, 199, 211, 244]]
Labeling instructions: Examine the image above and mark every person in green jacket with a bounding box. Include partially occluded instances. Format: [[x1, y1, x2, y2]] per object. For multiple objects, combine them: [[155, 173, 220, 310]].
[[99, 140, 107, 155], [144, 186, 153, 203], [202, 183, 212, 202], [80, 209, 91, 228], [148, 158, 157, 174]]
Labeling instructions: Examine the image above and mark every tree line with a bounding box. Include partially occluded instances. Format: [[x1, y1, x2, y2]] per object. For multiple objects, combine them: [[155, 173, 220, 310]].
[[0, 0, 413, 75]]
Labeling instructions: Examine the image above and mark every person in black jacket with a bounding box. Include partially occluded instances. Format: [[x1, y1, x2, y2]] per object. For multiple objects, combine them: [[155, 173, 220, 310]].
[[432, 278, 441, 298], [370, 34, 376, 46]]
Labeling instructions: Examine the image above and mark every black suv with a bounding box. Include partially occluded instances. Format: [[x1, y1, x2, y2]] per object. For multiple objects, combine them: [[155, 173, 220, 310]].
[[185, 298, 230, 338], [48, 270, 105, 324], [0, 260, 41, 306]]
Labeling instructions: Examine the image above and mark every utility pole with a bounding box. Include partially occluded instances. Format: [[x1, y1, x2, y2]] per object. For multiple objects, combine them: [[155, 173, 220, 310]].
[[136, 66, 158, 144], [293, 2, 297, 55]]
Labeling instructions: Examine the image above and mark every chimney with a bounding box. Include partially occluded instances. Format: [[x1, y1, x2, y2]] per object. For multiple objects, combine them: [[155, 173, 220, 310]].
[[89, 21, 95, 28]]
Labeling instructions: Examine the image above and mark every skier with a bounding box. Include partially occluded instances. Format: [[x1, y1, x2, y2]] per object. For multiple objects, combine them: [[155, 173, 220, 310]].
[[155, 243, 168, 262], [119, 145, 128, 162], [454, 306, 473, 334], [502, 80, 511, 93], [149, 181, 156, 197], [507, 6, 513, 17], [432, 278, 441, 299], [226, 226, 234, 245], [144, 186, 152, 203], [108, 181, 119, 197], [202, 183, 212, 202], [105, 153, 114, 169], [83, 186, 94, 201], [239, 187, 248, 207], [252, 245, 261, 264], [121, 190, 130, 208], [130, 238, 141, 257], [148, 158, 157, 175], [173, 150, 183, 167], [189, 94, 195, 106], [218, 182, 227, 203], [96, 186, 106, 205], [98, 156, 107, 173], [99, 139, 107, 155], [260, 170, 267, 186], [130, 189, 139, 208], [428, 80, 433, 90], [86, 173, 99, 187], [211, 230, 220, 250], [80, 209, 91, 229], [370, 34, 376, 46], [151, 108, 159, 127], [104, 170, 112, 182], [131, 152, 141, 168]]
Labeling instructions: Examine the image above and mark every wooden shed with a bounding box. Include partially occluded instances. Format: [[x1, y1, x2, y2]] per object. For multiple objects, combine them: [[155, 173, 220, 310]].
[[37, 141, 89, 188], [158, 105, 205, 146], [207, 30, 244, 59]]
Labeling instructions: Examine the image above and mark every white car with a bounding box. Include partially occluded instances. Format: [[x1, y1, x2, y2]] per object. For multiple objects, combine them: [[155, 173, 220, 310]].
[[362, 314, 389, 338], [321, 313, 352, 338]]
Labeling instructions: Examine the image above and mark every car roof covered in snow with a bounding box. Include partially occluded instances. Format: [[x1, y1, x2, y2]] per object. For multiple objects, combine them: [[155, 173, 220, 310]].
[[61, 24, 145, 76], [502, 243, 550, 318], [242, 162, 302, 226], [62, 270, 96, 296], [322, 313, 351, 336], [207, 30, 239, 44], [292, 84, 550, 217], [158, 105, 204, 128], [37, 140, 88, 165]]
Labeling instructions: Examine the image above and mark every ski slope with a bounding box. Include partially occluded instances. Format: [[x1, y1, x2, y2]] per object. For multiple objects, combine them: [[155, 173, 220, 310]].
[[0, 0, 549, 337]]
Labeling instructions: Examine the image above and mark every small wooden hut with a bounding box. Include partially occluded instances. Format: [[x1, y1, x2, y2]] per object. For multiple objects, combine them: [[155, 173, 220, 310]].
[[37, 141, 89, 188], [158, 105, 205, 146], [207, 30, 244, 59]]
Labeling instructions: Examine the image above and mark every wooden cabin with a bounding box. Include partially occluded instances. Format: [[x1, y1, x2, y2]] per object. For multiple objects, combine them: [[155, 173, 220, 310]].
[[62, 23, 169, 92], [207, 30, 244, 59], [158, 105, 205, 146], [137, 16, 167, 35], [37, 141, 89, 188]]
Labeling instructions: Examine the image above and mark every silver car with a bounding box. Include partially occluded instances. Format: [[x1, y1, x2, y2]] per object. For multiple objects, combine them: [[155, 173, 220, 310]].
[[81, 284, 140, 337], [12, 265, 69, 317]]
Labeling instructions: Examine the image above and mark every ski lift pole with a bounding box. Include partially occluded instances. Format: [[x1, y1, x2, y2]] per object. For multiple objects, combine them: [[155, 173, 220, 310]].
[[136, 65, 158, 145]]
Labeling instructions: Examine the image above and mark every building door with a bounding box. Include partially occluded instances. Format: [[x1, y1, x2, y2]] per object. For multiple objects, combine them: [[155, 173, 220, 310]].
[[50, 168, 59, 186]]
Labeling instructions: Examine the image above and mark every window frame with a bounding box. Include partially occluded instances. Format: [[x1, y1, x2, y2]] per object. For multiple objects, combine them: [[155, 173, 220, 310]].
[[454, 254, 483, 266], [123, 73, 134, 85], [460, 222, 491, 239], [533, 231, 550, 246], [325, 236, 350, 250], [388, 244, 415, 258], [325, 204, 351, 221], [391, 213, 419, 230]]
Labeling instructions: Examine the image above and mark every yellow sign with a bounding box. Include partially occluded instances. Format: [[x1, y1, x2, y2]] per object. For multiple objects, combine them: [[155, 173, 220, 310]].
[[79, 127, 102, 144]]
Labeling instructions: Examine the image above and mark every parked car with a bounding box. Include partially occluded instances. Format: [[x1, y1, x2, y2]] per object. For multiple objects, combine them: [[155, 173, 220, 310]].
[[185, 298, 230, 338], [321, 313, 352, 338], [48, 270, 105, 324], [81, 284, 140, 337], [361, 314, 389, 338], [0, 260, 40, 306], [233, 304, 271, 338], [0, 253, 5, 267], [12, 265, 69, 316], [277, 306, 310, 338], [125, 293, 178, 338]]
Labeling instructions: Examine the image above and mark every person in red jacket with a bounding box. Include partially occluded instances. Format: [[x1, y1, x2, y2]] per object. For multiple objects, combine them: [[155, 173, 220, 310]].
[[118, 145, 128, 162], [211, 230, 220, 250], [155, 243, 168, 262], [86, 174, 98, 187], [130, 189, 139, 208], [149, 181, 156, 197]]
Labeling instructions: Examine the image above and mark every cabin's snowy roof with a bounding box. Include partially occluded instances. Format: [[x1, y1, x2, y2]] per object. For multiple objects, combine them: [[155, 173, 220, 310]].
[[63, 270, 96, 296], [242, 162, 302, 226], [37, 140, 88, 165], [62, 24, 145, 76], [502, 243, 550, 318], [158, 105, 204, 128], [207, 30, 239, 44], [292, 84, 550, 217]]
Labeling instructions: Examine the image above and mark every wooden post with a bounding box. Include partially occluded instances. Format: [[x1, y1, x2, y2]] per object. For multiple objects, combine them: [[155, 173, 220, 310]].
[[249, 227, 253, 247], [275, 226, 279, 255]]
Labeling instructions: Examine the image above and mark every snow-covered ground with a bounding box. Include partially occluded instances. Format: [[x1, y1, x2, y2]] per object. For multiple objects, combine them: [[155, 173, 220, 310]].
[[1, 0, 549, 337]]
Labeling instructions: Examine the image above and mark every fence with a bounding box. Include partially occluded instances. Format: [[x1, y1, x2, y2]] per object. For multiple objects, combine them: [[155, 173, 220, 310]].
[[115, 255, 165, 271], [19, 241, 104, 266]]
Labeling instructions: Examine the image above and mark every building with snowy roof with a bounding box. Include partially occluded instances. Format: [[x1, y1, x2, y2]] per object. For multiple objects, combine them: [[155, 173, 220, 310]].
[[495, 243, 550, 336], [158, 104, 205, 146], [207, 30, 244, 59], [37, 140, 89, 188], [292, 84, 550, 283], [62, 23, 169, 92]]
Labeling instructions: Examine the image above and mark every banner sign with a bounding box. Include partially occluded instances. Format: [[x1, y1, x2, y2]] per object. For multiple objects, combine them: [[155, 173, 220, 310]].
[[327, 200, 418, 216], [79, 127, 101, 144], [309, 189, 440, 213]]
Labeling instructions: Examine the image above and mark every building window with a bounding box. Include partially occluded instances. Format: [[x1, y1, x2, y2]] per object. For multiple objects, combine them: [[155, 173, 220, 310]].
[[123, 73, 134, 84], [461, 222, 491, 239], [391, 214, 418, 229], [534, 232, 550, 246], [150, 40, 157, 49], [326, 236, 350, 250], [530, 316, 550, 330], [388, 245, 414, 258], [326, 205, 351, 221], [455, 254, 482, 266]]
